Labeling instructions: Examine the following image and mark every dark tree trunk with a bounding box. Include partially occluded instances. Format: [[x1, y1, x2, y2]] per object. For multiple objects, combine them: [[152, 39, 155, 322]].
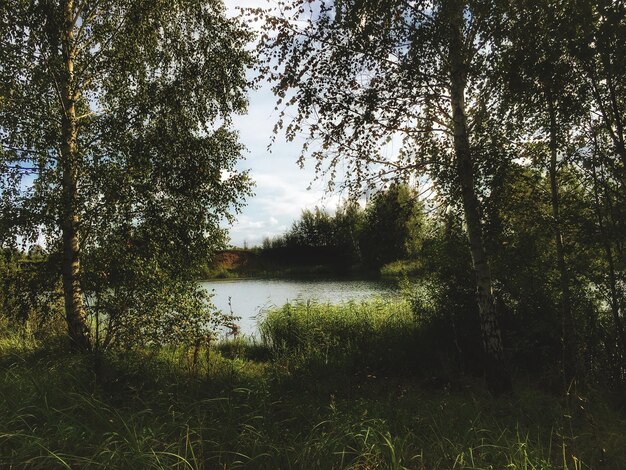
[[547, 101, 576, 383], [60, 0, 90, 351], [606, 74, 626, 173], [447, 1, 511, 395], [590, 154, 626, 365]]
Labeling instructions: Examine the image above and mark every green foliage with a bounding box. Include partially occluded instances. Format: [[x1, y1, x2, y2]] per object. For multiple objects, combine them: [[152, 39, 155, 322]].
[[254, 0, 501, 191], [262, 202, 365, 268], [261, 185, 426, 272], [360, 183, 426, 268], [0, 0, 253, 348], [82, 239, 237, 350], [483, 160, 625, 382], [403, 215, 485, 377], [0, 248, 64, 330], [333, 199, 366, 263], [379, 260, 423, 278]]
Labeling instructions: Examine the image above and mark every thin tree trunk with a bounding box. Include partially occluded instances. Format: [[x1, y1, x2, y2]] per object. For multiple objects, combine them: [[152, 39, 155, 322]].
[[606, 73, 626, 172], [547, 100, 576, 383], [590, 151, 626, 364], [60, 0, 90, 351], [448, 1, 511, 395]]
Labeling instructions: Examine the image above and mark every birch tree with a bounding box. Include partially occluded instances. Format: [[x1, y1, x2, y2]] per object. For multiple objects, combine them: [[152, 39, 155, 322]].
[[257, 0, 512, 393], [0, 0, 251, 350]]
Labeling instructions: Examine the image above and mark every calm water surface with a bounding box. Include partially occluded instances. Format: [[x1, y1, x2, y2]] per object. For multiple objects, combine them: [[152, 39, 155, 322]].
[[200, 278, 399, 336]]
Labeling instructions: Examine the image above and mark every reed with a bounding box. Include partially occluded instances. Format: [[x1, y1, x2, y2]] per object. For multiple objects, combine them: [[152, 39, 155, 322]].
[[259, 299, 423, 374]]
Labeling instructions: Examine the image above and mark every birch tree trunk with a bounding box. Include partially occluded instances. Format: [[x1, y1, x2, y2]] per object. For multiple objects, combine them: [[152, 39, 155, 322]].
[[60, 0, 90, 351], [448, 0, 511, 394]]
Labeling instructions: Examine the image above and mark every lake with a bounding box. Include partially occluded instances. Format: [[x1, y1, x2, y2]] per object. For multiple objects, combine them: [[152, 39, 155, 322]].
[[200, 278, 399, 336]]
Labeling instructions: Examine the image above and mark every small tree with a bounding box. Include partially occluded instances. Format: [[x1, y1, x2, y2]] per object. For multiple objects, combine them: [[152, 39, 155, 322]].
[[333, 199, 365, 265], [360, 184, 425, 268]]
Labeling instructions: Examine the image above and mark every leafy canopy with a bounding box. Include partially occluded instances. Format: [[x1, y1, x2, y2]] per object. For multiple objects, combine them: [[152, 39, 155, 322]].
[[0, 0, 253, 347]]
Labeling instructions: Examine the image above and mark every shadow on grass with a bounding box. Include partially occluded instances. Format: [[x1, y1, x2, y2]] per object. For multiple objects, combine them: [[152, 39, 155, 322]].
[[1, 310, 625, 469]]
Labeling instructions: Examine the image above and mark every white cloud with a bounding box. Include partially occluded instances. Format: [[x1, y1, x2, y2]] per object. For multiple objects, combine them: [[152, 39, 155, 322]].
[[221, 0, 361, 247], [225, 170, 346, 247]]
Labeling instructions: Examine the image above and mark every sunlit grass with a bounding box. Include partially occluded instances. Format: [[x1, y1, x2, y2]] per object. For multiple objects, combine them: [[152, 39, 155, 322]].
[[259, 299, 426, 378], [379, 260, 424, 278]]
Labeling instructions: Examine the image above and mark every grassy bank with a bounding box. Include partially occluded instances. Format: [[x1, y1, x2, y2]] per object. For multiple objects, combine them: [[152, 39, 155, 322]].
[[1, 302, 624, 469], [202, 249, 374, 279], [379, 260, 423, 278], [203, 249, 424, 280]]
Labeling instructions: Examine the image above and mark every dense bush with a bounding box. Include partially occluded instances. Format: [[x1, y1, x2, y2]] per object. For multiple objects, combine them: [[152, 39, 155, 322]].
[[261, 184, 426, 270], [0, 248, 64, 331]]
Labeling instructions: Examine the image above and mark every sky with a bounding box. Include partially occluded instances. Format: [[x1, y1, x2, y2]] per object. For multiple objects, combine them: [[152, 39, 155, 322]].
[[222, 0, 345, 248], [224, 79, 344, 248]]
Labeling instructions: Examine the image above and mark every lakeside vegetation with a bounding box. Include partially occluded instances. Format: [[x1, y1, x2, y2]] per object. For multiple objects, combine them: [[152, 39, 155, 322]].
[[2, 0, 626, 468], [2, 301, 625, 469], [203, 184, 425, 279], [201, 248, 365, 279]]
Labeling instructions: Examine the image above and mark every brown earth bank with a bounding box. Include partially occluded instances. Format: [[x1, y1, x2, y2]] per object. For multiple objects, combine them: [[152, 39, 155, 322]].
[[212, 249, 256, 271]]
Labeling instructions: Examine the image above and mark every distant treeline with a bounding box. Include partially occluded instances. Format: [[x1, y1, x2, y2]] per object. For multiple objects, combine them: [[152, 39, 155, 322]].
[[259, 183, 425, 270]]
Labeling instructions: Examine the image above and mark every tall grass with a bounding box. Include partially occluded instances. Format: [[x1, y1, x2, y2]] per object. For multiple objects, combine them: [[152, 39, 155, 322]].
[[0, 302, 624, 469], [259, 299, 422, 373], [258, 299, 465, 379]]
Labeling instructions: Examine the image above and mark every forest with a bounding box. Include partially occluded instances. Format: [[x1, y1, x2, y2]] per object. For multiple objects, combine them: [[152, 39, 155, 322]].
[[1, 0, 625, 468]]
